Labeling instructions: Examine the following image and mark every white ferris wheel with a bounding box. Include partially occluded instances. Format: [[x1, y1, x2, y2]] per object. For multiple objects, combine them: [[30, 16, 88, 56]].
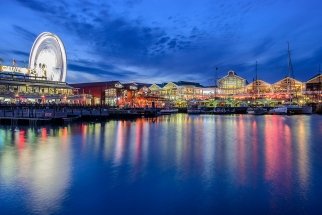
[[29, 32, 67, 82]]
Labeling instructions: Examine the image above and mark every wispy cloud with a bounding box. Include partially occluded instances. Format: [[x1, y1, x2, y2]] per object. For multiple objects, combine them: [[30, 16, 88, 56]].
[[3, 0, 322, 83]]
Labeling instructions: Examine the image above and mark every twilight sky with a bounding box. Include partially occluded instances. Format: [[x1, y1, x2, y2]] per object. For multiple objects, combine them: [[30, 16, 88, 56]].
[[0, 0, 322, 85]]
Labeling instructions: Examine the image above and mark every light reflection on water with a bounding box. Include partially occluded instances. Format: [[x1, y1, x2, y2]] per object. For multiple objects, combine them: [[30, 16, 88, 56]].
[[0, 114, 322, 214]]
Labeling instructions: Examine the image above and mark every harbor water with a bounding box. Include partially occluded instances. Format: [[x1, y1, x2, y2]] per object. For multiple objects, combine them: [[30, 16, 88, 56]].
[[0, 114, 322, 214]]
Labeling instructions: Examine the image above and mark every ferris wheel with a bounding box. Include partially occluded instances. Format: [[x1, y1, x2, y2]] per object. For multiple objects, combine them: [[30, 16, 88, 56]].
[[29, 32, 67, 82]]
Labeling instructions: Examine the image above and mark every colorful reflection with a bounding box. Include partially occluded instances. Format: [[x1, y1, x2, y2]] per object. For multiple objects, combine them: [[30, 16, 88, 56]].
[[0, 114, 320, 214], [0, 126, 72, 215]]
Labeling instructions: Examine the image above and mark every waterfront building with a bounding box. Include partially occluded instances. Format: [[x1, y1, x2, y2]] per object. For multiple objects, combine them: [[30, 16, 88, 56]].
[[149, 83, 166, 97], [245, 80, 272, 96], [217, 70, 247, 95], [0, 32, 82, 104], [305, 74, 322, 92], [304, 74, 322, 102], [71, 81, 123, 105], [154, 81, 205, 100], [272, 77, 304, 99], [121, 83, 139, 107], [202, 86, 216, 98], [0, 72, 74, 103], [132, 83, 165, 108]]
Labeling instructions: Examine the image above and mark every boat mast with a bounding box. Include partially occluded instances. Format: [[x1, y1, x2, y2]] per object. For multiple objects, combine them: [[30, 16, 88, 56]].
[[319, 64, 321, 102], [287, 42, 294, 103], [256, 61, 259, 98], [215, 67, 218, 101]]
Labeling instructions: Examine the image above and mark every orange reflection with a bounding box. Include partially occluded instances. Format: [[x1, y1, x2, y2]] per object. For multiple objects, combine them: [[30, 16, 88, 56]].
[[114, 121, 125, 165], [41, 128, 47, 141]]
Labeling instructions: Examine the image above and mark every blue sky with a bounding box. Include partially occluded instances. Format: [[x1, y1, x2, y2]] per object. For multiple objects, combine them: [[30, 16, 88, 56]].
[[0, 0, 322, 85]]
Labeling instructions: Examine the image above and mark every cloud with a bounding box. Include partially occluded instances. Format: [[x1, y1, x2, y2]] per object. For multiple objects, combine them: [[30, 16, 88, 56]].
[[10, 0, 322, 84], [12, 25, 37, 41], [11, 50, 29, 57]]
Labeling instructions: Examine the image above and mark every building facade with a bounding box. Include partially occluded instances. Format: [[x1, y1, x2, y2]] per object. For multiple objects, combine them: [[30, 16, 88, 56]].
[[0, 32, 82, 104], [217, 71, 247, 95]]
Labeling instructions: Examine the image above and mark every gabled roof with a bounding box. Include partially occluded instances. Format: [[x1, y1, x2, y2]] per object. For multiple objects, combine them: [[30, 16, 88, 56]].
[[306, 73, 322, 83], [149, 83, 167, 89], [173, 81, 204, 88], [246, 79, 271, 87], [218, 70, 246, 82], [273, 76, 303, 85]]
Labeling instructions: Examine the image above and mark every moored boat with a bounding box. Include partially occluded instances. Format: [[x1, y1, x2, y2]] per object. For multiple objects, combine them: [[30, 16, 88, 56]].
[[248, 107, 268, 115], [160, 108, 179, 115], [213, 107, 237, 114], [247, 108, 255, 114], [285, 105, 312, 115], [268, 106, 288, 115], [187, 108, 204, 114]]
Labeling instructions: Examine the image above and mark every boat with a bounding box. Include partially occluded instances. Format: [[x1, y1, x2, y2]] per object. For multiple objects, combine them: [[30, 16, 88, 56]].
[[287, 105, 312, 115], [268, 106, 288, 115], [247, 108, 255, 114], [160, 108, 178, 115], [213, 107, 236, 114], [247, 107, 268, 115], [187, 108, 204, 114]]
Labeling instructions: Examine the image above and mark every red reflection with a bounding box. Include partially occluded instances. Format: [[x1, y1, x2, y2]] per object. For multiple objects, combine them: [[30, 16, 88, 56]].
[[17, 130, 26, 150], [264, 116, 292, 191], [41, 128, 47, 141]]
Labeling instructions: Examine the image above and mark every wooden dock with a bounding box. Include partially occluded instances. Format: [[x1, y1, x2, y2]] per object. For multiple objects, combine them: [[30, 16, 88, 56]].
[[0, 105, 159, 125]]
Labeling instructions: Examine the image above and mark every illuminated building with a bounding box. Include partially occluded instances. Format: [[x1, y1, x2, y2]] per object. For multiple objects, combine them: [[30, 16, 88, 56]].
[[149, 83, 166, 97], [156, 81, 205, 100], [245, 80, 272, 95], [272, 77, 304, 96], [119, 83, 165, 108], [71, 81, 123, 105], [217, 71, 247, 95], [304, 74, 322, 102], [0, 32, 79, 104], [305, 74, 322, 92]]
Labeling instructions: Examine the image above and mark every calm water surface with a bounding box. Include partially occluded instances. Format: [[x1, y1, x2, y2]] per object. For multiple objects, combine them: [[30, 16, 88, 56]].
[[0, 114, 322, 215]]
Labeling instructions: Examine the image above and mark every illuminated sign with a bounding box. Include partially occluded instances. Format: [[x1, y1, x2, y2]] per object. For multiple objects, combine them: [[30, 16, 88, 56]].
[[115, 83, 123, 88], [0, 65, 29, 74]]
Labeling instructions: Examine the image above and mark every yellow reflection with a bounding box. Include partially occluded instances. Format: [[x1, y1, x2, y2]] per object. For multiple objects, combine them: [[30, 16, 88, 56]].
[[114, 121, 125, 165], [295, 117, 309, 192]]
